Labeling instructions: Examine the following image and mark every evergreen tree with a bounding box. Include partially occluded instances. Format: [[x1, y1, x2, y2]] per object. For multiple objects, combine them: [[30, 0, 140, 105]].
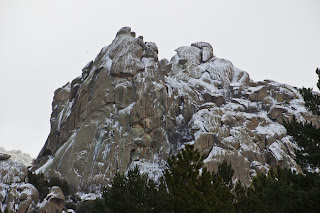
[[103, 165, 161, 213], [284, 68, 320, 169], [212, 160, 235, 213], [235, 166, 320, 213], [285, 116, 320, 169], [164, 144, 234, 213]]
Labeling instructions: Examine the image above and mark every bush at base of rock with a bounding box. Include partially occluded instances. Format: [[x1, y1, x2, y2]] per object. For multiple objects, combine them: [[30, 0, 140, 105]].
[[103, 145, 235, 213], [27, 171, 70, 200], [75, 199, 109, 213]]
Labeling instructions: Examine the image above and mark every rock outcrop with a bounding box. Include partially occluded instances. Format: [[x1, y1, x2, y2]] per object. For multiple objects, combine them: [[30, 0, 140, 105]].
[[34, 27, 320, 192], [34, 27, 169, 192], [38, 186, 66, 213], [0, 158, 39, 213]]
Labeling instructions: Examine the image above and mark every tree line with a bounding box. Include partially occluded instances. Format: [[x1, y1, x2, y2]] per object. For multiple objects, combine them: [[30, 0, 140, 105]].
[[90, 69, 320, 213], [23, 69, 320, 213]]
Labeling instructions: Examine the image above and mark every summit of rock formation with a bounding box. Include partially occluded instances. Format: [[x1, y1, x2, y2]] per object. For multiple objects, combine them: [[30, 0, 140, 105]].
[[33, 27, 319, 192]]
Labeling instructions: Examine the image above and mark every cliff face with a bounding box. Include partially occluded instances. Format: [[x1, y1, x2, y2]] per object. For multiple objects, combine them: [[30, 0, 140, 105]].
[[34, 27, 319, 192]]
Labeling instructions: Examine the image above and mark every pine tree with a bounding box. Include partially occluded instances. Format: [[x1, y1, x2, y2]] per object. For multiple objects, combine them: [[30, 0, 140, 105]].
[[284, 68, 320, 169], [103, 165, 160, 213], [212, 160, 235, 213], [164, 144, 224, 213]]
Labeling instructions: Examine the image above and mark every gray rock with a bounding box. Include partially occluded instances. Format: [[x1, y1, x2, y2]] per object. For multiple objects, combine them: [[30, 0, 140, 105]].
[[175, 46, 201, 65], [38, 186, 65, 213], [191, 42, 213, 49], [202, 46, 213, 62], [33, 27, 316, 190], [0, 153, 11, 160], [116, 26, 131, 36]]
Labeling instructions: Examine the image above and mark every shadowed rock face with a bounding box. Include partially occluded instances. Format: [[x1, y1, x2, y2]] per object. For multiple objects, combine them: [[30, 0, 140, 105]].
[[34, 27, 319, 191]]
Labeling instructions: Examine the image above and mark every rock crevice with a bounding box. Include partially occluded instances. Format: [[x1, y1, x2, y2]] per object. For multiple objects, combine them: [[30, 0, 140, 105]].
[[34, 27, 319, 191]]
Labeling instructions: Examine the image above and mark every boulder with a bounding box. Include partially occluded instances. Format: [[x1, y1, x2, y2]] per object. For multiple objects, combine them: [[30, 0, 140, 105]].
[[267, 106, 288, 123], [82, 60, 93, 80], [249, 86, 267, 102], [202, 93, 226, 106], [194, 133, 217, 153], [175, 46, 201, 65], [116, 26, 131, 36], [0, 160, 27, 184], [202, 46, 213, 62], [0, 153, 11, 160], [18, 198, 32, 213], [191, 42, 213, 49], [190, 42, 214, 63], [38, 186, 66, 213]]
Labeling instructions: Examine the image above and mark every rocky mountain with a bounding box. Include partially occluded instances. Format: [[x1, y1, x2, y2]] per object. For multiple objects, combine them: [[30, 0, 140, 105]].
[[33, 27, 319, 193]]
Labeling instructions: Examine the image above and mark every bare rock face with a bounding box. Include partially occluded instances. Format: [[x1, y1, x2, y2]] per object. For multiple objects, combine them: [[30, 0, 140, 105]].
[[35, 27, 169, 192], [34, 27, 319, 192]]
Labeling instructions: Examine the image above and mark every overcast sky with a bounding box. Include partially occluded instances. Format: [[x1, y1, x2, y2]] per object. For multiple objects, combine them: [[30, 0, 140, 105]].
[[1, 0, 319, 158]]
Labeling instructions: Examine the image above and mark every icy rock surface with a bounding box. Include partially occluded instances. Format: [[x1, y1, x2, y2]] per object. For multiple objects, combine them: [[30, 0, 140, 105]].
[[34, 27, 319, 192], [0, 159, 39, 212]]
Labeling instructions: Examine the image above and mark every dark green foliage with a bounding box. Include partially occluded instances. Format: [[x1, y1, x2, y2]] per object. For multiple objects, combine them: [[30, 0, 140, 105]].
[[103, 145, 235, 213], [284, 68, 320, 169], [92, 198, 109, 213], [299, 88, 320, 116], [299, 68, 320, 116], [212, 160, 235, 213], [75, 199, 109, 213], [49, 176, 70, 196], [235, 166, 320, 213], [285, 116, 320, 169], [164, 145, 234, 213], [76, 200, 95, 213], [27, 170, 49, 200], [103, 165, 161, 213], [101, 141, 319, 212], [164, 144, 217, 213], [65, 202, 77, 211], [27, 171, 70, 200], [213, 159, 234, 189]]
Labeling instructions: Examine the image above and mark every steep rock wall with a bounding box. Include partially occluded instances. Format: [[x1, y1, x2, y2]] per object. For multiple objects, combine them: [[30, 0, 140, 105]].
[[34, 27, 319, 191]]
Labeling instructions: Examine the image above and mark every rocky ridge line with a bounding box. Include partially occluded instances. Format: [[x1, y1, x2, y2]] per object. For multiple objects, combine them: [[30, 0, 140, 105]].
[[33, 27, 319, 192]]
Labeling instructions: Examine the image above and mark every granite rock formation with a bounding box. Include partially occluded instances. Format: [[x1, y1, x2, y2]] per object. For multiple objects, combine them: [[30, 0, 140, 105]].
[[34, 27, 319, 192]]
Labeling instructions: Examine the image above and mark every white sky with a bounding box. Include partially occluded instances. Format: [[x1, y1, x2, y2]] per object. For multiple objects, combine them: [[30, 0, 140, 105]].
[[0, 0, 319, 158]]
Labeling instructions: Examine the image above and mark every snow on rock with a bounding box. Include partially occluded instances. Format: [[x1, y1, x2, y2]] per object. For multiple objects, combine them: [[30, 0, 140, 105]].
[[76, 192, 101, 201], [34, 27, 170, 193], [38, 186, 66, 213], [0, 147, 33, 167], [33, 27, 319, 192], [0, 159, 39, 212]]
